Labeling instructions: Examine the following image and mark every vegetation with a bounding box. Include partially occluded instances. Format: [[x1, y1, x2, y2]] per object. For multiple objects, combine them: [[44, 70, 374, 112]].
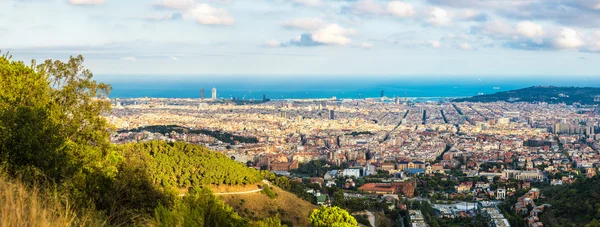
[[540, 176, 600, 226], [121, 125, 259, 144], [454, 86, 600, 105], [117, 141, 263, 188], [218, 183, 317, 226], [0, 173, 101, 227], [345, 131, 373, 136], [309, 206, 358, 227], [0, 54, 296, 226]]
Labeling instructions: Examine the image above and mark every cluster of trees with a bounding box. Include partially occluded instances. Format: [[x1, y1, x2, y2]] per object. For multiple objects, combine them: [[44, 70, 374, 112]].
[[118, 141, 263, 188], [309, 206, 358, 227], [0, 54, 292, 226], [454, 86, 600, 105], [540, 176, 600, 226], [123, 125, 259, 144]]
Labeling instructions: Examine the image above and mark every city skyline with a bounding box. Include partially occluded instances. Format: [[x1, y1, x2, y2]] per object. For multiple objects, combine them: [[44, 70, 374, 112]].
[[1, 0, 600, 76]]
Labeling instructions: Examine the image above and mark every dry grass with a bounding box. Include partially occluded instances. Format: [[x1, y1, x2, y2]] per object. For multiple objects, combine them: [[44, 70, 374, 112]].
[[209, 183, 262, 193], [0, 174, 101, 227], [218, 185, 317, 227]]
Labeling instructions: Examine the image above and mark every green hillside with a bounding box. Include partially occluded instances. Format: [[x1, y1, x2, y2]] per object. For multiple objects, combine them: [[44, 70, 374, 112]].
[[0, 53, 295, 226], [454, 86, 600, 105], [540, 176, 600, 226]]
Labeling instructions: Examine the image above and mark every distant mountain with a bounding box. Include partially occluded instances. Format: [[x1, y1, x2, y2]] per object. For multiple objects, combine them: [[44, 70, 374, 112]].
[[454, 86, 600, 105]]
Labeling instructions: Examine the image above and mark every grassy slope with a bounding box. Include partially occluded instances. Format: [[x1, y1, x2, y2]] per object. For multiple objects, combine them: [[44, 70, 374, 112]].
[[218, 185, 317, 227], [0, 174, 101, 227]]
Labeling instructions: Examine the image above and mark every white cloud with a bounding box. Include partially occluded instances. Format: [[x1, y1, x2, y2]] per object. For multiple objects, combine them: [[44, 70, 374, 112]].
[[592, 31, 600, 50], [282, 18, 325, 30], [478, 20, 515, 37], [67, 0, 106, 5], [311, 24, 355, 45], [428, 8, 451, 26], [516, 21, 544, 39], [292, 0, 322, 7], [263, 39, 282, 47], [152, 0, 195, 9], [121, 56, 136, 61], [169, 56, 179, 60], [430, 40, 441, 48], [387, 1, 415, 18], [554, 28, 584, 49], [184, 4, 235, 25], [351, 0, 387, 14], [459, 42, 472, 50], [360, 42, 373, 49]]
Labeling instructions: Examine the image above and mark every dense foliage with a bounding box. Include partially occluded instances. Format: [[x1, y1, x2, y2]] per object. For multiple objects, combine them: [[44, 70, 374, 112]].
[[0, 54, 293, 226], [454, 86, 600, 105], [540, 176, 600, 226], [122, 125, 259, 144], [118, 141, 263, 188], [309, 206, 358, 227]]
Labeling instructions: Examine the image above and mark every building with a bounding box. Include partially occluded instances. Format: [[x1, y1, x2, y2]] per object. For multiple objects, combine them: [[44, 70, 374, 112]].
[[380, 90, 385, 98], [358, 182, 415, 197], [329, 109, 335, 120], [496, 188, 506, 200], [212, 87, 217, 100], [200, 88, 205, 100]]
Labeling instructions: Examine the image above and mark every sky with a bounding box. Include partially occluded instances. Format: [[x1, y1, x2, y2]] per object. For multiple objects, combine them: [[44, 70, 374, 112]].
[[1, 0, 600, 76]]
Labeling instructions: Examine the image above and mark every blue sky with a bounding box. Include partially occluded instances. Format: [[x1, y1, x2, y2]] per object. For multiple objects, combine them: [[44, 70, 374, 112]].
[[1, 0, 600, 76]]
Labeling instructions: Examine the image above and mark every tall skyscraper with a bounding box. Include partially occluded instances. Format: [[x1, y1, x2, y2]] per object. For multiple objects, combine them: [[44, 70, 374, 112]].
[[200, 88, 205, 100], [380, 90, 385, 98], [329, 109, 335, 120], [212, 87, 217, 100]]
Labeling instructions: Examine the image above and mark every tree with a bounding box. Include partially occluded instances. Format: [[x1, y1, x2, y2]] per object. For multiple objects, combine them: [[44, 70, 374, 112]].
[[0, 54, 118, 183], [309, 206, 358, 227]]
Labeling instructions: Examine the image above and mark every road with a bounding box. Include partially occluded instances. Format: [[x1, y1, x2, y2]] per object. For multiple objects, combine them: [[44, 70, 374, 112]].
[[179, 180, 270, 197], [365, 210, 375, 227]]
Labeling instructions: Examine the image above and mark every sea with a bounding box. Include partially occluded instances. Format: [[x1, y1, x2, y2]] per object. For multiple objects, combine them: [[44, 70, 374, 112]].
[[96, 75, 600, 101]]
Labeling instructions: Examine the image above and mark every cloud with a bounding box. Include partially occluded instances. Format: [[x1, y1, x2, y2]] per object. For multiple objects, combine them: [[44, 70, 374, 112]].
[[387, 1, 415, 18], [153, 0, 195, 10], [121, 56, 136, 61], [291, 0, 322, 7], [359, 42, 373, 49], [275, 24, 356, 47], [430, 40, 441, 48], [67, 0, 106, 5], [311, 24, 355, 45], [282, 18, 325, 30], [347, 0, 416, 19], [427, 8, 451, 26], [459, 42, 472, 50], [459, 9, 488, 21], [169, 56, 179, 60], [516, 21, 544, 40], [183, 3, 235, 25], [554, 28, 584, 49], [349, 0, 387, 15], [263, 39, 282, 47], [476, 20, 515, 37]]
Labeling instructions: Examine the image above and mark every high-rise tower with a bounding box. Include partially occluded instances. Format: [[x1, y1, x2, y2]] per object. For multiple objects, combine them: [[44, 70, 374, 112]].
[[212, 87, 217, 100], [200, 88, 205, 100]]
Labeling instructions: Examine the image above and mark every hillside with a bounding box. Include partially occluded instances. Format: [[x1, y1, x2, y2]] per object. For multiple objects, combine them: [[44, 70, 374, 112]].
[[219, 184, 318, 227], [454, 86, 600, 105], [540, 176, 600, 226], [0, 54, 293, 226]]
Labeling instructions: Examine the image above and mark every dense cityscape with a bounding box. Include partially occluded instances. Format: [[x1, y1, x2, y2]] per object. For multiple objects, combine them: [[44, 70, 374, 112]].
[[108, 88, 600, 227]]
